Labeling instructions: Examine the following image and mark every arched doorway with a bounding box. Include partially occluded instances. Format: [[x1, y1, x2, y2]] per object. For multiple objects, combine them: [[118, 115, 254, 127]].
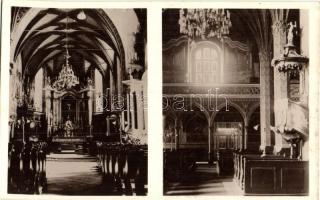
[[181, 106, 209, 161], [183, 107, 208, 144], [212, 106, 244, 174], [213, 106, 244, 152]]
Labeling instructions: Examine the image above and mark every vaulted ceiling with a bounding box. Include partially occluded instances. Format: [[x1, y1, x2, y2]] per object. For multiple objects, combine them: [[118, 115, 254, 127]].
[[11, 8, 144, 85], [162, 9, 299, 63]]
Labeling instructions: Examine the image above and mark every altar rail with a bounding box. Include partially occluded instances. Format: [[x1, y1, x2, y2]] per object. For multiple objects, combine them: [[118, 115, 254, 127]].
[[233, 151, 308, 195], [96, 142, 147, 195], [8, 141, 47, 194]]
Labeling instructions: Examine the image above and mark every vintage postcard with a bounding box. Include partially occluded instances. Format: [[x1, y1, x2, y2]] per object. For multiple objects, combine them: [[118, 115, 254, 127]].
[[0, 0, 319, 200]]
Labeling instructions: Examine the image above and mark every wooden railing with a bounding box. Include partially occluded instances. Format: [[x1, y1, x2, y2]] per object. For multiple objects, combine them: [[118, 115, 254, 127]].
[[96, 142, 147, 195], [8, 141, 47, 194]]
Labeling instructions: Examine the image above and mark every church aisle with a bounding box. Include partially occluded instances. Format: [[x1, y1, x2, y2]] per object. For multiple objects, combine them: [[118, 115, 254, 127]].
[[45, 153, 106, 195], [164, 163, 242, 196], [46, 154, 102, 195]]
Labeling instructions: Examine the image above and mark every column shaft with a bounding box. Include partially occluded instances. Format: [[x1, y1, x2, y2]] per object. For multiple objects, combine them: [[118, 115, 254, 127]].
[[259, 49, 273, 155], [272, 20, 290, 153]]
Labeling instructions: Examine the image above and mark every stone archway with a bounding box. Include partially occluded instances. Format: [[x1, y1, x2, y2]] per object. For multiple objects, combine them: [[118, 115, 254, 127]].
[[212, 106, 245, 153]]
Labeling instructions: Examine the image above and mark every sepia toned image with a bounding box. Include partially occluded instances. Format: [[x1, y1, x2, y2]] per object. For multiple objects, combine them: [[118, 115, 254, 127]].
[[163, 9, 309, 195], [8, 7, 147, 195]]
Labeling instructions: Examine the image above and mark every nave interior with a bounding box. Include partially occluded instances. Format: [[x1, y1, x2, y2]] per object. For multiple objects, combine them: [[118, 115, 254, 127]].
[[8, 8, 147, 195], [163, 8, 309, 196]]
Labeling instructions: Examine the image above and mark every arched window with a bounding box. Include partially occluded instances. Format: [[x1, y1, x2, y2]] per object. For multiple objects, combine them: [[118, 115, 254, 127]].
[[191, 44, 220, 83]]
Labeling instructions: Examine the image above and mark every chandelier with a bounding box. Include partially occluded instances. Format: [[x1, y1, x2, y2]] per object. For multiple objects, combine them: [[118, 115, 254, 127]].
[[52, 49, 79, 91], [52, 13, 79, 91], [179, 9, 232, 40]]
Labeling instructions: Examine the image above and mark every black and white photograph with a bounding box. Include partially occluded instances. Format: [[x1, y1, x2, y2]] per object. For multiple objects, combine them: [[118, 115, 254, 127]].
[[163, 8, 310, 195], [7, 7, 147, 195]]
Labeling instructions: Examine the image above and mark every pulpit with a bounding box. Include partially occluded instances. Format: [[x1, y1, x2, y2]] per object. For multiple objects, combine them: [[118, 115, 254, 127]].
[[271, 21, 309, 159]]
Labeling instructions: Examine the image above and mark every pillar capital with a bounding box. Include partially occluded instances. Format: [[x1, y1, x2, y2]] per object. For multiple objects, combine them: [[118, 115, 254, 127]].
[[272, 20, 286, 35]]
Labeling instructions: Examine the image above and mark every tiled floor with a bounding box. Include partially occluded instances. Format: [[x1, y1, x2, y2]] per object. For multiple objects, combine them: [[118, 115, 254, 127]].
[[164, 163, 242, 195]]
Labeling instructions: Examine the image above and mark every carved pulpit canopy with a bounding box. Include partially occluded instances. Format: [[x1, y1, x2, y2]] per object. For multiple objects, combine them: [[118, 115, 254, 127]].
[[272, 21, 309, 72]]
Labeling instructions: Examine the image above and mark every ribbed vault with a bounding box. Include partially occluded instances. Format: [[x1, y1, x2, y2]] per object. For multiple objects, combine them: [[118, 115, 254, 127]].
[[11, 8, 130, 85]]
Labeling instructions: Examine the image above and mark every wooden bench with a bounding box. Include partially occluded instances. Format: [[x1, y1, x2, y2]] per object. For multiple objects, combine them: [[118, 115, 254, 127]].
[[216, 149, 234, 175], [8, 141, 47, 194], [97, 142, 147, 195], [233, 151, 308, 195], [244, 158, 308, 195]]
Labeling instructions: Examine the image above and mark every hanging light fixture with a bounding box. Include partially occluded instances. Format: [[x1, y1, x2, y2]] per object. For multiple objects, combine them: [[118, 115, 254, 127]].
[[77, 10, 86, 20], [52, 14, 79, 91], [179, 9, 232, 40]]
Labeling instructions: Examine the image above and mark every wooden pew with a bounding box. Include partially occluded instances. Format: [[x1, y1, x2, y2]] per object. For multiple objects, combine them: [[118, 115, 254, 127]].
[[8, 141, 47, 194], [233, 150, 261, 188], [163, 149, 197, 182], [96, 142, 147, 195], [233, 151, 308, 195], [216, 149, 234, 175], [243, 158, 308, 195]]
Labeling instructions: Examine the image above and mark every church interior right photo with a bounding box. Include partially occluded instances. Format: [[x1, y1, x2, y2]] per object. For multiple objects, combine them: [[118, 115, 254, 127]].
[[162, 8, 309, 196]]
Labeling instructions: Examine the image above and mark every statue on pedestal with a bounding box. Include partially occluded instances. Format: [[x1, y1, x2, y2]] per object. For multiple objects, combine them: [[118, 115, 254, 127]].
[[287, 21, 297, 47], [64, 116, 74, 137]]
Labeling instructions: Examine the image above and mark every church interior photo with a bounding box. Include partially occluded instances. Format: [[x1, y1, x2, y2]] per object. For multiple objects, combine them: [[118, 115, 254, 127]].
[[163, 8, 309, 195], [7, 7, 147, 195]]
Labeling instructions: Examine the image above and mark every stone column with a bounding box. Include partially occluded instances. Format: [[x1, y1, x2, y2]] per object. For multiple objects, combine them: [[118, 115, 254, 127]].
[[45, 87, 52, 137], [208, 123, 213, 164], [121, 110, 125, 130], [116, 57, 123, 97], [143, 86, 148, 132], [106, 117, 110, 136], [110, 70, 115, 111], [53, 92, 59, 132], [243, 121, 249, 150], [272, 20, 290, 153], [137, 87, 144, 130], [174, 118, 179, 150], [130, 92, 136, 129], [259, 49, 273, 156], [88, 87, 93, 136], [220, 39, 225, 83], [300, 10, 309, 105], [126, 93, 131, 129]]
